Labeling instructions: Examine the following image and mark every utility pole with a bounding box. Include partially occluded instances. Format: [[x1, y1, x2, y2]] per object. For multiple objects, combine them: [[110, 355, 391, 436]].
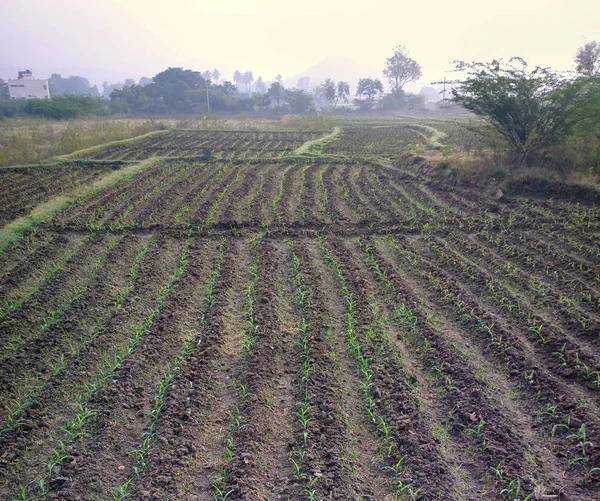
[[205, 79, 210, 114], [441, 76, 447, 115]]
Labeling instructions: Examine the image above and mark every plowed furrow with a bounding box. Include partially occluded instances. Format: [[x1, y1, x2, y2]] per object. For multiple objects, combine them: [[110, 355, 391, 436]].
[[44, 237, 214, 500], [317, 236, 458, 500], [295, 239, 399, 499], [222, 240, 299, 500], [189, 163, 241, 224], [410, 235, 600, 397], [215, 163, 269, 225], [131, 237, 248, 500], [133, 162, 211, 226], [373, 235, 600, 494], [280, 163, 305, 224], [326, 164, 363, 223], [343, 165, 381, 222], [54, 162, 167, 226], [0, 235, 119, 359], [443, 233, 600, 339], [354, 236, 574, 498], [0, 232, 84, 310], [0, 234, 184, 499], [0, 234, 150, 421]]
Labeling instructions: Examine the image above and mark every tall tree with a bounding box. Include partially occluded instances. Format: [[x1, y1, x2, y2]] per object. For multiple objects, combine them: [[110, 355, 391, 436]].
[[297, 76, 311, 91], [103, 81, 122, 97], [0, 79, 9, 101], [318, 78, 336, 106], [284, 88, 314, 113], [268, 81, 283, 107], [220, 81, 238, 98], [355, 78, 383, 109], [449, 58, 593, 167], [335, 81, 350, 107], [243, 71, 254, 92], [48, 74, 100, 96], [153, 67, 204, 89], [383, 45, 422, 93], [233, 70, 243, 87], [212, 69, 220, 83], [575, 41, 600, 76], [255, 76, 267, 94]]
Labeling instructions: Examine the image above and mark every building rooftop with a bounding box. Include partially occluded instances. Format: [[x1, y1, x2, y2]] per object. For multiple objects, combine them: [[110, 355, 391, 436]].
[[17, 70, 35, 80]]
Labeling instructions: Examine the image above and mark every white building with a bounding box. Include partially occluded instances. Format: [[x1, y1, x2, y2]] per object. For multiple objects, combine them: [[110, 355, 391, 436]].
[[8, 70, 50, 100]]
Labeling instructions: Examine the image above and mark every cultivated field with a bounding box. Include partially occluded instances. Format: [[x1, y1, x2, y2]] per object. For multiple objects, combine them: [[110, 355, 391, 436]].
[[0, 123, 599, 501]]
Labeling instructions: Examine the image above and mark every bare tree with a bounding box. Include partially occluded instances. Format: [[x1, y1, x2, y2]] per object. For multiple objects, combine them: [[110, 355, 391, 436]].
[[383, 45, 422, 93], [575, 41, 600, 76]]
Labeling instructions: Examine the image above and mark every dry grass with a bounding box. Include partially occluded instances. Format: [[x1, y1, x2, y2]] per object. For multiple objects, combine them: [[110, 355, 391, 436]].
[[0, 118, 170, 167], [422, 149, 600, 205], [0, 115, 335, 168]]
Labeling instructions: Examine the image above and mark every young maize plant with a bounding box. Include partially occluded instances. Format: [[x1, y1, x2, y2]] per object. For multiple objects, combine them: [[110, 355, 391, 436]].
[[0, 236, 154, 437], [0, 236, 90, 319], [317, 236, 422, 497], [287, 240, 320, 497], [113, 237, 226, 499], [26, 238, 194, 500]]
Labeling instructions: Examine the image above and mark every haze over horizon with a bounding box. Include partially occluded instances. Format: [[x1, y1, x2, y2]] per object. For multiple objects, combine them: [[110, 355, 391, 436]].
[[2, 0, 598, 91]]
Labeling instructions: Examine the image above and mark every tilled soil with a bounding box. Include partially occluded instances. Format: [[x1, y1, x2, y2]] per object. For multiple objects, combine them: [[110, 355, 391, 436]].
[[0, 129, 598, 501]]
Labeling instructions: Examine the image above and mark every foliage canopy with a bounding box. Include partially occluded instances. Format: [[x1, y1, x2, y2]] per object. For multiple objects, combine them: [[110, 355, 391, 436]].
[[383, 45, 422, 93], [450, 58, 595, 166]]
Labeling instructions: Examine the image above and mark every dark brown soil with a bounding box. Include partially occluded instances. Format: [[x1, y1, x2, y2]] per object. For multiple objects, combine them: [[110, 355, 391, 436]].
[[0, 129, 598, 501]]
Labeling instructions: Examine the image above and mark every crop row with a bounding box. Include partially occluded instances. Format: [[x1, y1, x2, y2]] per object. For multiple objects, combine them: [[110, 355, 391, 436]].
[[85, 130, 322, 161]]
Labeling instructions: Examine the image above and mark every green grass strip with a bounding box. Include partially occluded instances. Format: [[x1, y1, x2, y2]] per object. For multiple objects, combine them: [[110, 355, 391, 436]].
[[293, 127, 342, 155], [0, 158, 161, 253]]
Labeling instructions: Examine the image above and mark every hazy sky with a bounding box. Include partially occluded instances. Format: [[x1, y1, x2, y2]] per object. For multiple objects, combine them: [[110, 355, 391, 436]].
[[2, 0, 598, 89]]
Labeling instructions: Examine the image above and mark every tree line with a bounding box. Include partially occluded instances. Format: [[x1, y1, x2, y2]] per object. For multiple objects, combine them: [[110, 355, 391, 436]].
[[0, 45, 430, 117], [0, 41, 598, 173]]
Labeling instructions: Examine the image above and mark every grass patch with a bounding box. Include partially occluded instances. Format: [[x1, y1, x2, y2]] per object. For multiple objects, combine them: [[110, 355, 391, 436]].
[[403, 123, 447, 149], [293, 126, 342, 155]]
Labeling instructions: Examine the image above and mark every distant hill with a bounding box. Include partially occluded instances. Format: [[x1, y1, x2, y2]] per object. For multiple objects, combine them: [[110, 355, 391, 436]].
[[283, 55, 382, 93]]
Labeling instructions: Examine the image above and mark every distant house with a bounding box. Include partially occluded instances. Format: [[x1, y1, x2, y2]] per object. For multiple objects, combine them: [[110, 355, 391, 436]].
[[8, 70, 50, 100]]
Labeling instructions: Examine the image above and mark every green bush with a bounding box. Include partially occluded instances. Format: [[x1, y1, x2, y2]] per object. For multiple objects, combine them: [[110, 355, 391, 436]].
[[24, 99, 83, 119], [0, 95, 110, 120], [0, 100, 28, 118]]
